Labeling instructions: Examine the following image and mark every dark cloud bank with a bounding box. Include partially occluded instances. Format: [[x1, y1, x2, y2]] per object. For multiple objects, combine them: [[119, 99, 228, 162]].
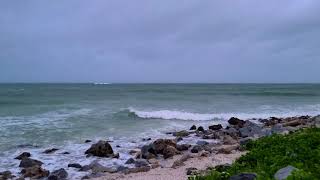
[[0, 0, 319, 83]]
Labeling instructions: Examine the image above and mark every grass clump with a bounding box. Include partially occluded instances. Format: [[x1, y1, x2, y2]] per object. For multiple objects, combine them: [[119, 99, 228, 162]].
[[189, 128, 320, 180]]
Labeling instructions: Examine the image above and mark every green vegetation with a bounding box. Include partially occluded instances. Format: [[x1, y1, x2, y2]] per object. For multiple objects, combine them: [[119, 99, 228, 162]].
[[188, 128, 320, 180]]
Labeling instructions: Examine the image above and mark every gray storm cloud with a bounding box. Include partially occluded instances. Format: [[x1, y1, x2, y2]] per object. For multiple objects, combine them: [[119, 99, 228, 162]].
[[0, 0, 319, 83]]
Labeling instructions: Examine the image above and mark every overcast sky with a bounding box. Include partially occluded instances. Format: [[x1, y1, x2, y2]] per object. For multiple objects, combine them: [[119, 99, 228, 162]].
[[0, 0, 319, 83]]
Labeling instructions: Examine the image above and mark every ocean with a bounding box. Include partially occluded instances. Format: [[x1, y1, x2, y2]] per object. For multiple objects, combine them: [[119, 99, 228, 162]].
[[1, 83, 320, 178]]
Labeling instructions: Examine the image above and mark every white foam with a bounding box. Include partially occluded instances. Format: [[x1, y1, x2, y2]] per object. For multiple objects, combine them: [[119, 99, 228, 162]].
[[128, 106, 320, 121]]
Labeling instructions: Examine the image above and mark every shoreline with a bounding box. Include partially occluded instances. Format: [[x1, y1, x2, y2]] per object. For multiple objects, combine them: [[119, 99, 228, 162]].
[[1, 115, 319, 179]]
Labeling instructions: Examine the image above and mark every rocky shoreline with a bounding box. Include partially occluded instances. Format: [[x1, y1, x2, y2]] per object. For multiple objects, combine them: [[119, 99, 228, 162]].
[[1, 115, 319, 180]]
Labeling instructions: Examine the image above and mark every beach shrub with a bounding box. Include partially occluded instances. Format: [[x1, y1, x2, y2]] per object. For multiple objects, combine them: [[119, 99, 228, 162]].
[[191, 128, 320, 180]]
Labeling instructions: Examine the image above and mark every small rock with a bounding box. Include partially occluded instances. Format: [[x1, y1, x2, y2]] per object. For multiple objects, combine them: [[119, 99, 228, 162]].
[[191, 145, 203, 153], [125, 158, 135, 164], [176, 137, 183, 142], [43, 148, 59, 154], [134, 159, 149, 168], [0, 171, 15, 180], [197, 126, 205, 132], [15, 152, 31, 160], [173, 130, 190, 137], [172, 154, 192, 168], [19, 158, 43, 168], [117, 166, 129, 172], [21, 166, 49, 179], [214, 164, 231, 172], [196, 140, 209, 146], [68, 163, 82, 169], [176, 144, 190, 151], [274, 165, 298, 180], [142, 138, 152, 141], [209, 124, 223, 130], [217, 145, 239, 154], [190, 125, 197, 130], [186, 167, 198, 175], [124, 166, 151, 174], [80, 161, 117, 173], [85, 140, 114, 157], [116, 145, 121, 148], [140, 144, 156, 159], [239, 137, 254, 146], [48, 168, 68, 180], [230, 173, 257, 180], [85, 140, 92, 143], [62, 152, 70, 154]]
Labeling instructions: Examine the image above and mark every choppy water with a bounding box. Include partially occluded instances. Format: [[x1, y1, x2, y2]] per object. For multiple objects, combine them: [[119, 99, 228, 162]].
[[1, 83, 320, 178]]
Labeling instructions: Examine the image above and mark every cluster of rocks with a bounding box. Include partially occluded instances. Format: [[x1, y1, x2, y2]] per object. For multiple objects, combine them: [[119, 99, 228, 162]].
[[2, 115, 319, 180]]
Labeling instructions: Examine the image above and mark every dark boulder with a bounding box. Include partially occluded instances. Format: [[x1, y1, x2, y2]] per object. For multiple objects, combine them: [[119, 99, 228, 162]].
[[21, 166, 49, 179], [229, 173, 257, 180], [140, 144, 156, 159], [48, 168, 68, 180], [152, 139, 177, 154], [84, 140, 92, 143], [85, 140, 114, 157], [68, 163, 82, 169], [15, 152, 31, 160], [142, 138, 152, 141], [197, 126, 205, 132], [190, 125, 197, 130], [19, 158, 43, 168], [228, 117, 245, 128], [208, 124, 223, 131]]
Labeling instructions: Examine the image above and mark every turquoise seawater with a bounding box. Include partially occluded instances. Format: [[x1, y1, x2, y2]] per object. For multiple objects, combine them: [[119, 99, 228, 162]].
[[0, 83, 320, 177]]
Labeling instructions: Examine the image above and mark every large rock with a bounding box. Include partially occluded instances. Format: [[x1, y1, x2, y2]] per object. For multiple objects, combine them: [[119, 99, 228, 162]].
[[140, 144, 156, 159], [152, 139, 177, 154], [274, 165, 297, 180], [197, 126, 205, 132], [21, 166, 49, 179], [228, 117, 245, 128], [190, 125, 197, 130], [19, 157, 43, 168], [239, 121, 264, 138], [15, 152, 31, 160], [208, 124, 223, 131], [85, 140, 114, 157], [48, 168, 68, 180], [163, 146, 179, 159], [229, 173, 257, 180]]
